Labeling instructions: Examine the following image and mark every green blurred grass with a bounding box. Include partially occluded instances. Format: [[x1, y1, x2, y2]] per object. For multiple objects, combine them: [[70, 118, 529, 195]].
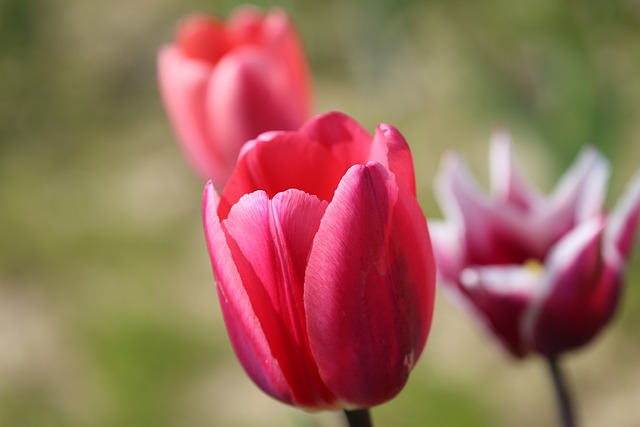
[[1, 0, 640, 426]]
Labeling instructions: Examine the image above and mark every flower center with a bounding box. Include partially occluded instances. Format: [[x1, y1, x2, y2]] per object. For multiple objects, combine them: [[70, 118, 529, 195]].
[[523, 258, 544, 276]]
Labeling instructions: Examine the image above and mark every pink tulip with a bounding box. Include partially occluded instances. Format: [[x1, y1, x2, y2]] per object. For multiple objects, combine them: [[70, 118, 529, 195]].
[[431, 133, 640, 357], [202, 112, 436, 409], [158, 6, 312, 186]]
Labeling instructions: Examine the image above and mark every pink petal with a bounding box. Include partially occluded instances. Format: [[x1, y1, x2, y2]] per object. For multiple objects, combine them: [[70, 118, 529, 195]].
[[220, 188, 336, 408], [218, 131, 347, 219], [489, 131, 542, 210], [227, 5, 266, 45], [260, 8, 312, 120], [207, 47, 304, 173], [299, 111, 374, 170], [523, 217, 617, 355], [202, 183, 293, 403], [175, 14, 230, 63], [605, 172, 640, 260], [305, 163, 435, 407], [370, 124, 417, 196], [227, 7, 311, 125], [157, 47, 230, 184]]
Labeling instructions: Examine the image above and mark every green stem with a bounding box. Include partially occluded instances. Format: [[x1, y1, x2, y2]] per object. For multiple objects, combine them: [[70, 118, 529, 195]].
[[343, 408, 373, 427], [547, 356, 577, 427]]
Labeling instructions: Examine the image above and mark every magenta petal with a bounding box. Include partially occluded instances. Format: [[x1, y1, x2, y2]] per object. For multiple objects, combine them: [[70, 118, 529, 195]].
[[158, 47, 230, 185], [436, 153, 529, 264], [305, 163, 435, 407], [458, 266, 541, 357], [221, 188, 336, 408], [299, 112, 373, 168], [605, 172, 640, 260], [370, 124, 417, 196], [436, 152, 562, 264], [202, 183, 293, 403], [525, 217, 614, 355], [218, 131, 347, 219]]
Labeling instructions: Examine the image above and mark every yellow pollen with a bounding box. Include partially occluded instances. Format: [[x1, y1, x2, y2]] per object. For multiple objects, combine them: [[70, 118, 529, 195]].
[[523, 259, 544, 275]]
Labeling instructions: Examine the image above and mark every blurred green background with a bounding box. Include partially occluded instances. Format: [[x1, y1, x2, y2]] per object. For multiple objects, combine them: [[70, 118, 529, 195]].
[[1, 0, 640, 426]]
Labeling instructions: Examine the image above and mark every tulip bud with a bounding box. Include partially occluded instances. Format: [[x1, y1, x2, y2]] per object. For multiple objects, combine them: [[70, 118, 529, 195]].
[[158, 6, 312, 187], [203, 112, 436, 409]]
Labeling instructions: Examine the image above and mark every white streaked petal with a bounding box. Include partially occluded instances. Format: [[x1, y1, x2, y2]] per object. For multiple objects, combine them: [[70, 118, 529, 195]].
[[428, 220, 465, 284], [520, 216, 605, 349], [489, 130, 541, 208], [547, 146, 610, 222], [489, 130, 513, 198], [460, 264, 542, 294], [604, 171, 640, 264], [435, 153, 483, 223]]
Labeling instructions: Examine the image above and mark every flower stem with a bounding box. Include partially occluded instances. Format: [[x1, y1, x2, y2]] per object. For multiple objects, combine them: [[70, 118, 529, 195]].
[[547, 356, 577, 427], [343, 409, 373, 427]]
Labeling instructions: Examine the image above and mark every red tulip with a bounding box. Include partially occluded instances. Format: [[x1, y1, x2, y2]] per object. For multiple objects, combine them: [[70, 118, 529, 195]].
[[158, 6, 312, 186], [202, 112, 436, 409], [430, 133, 640, 357]]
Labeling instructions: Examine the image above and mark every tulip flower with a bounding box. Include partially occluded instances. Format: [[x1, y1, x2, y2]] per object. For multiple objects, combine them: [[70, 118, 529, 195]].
[[158, 6, 312, 186], [431, 134, 640, 427], [430, 133, 640, 359], [202, 112, 436, 414]]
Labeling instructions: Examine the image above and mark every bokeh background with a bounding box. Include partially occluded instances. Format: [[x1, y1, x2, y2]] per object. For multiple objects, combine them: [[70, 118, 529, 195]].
[[2, 0, 640, 426]]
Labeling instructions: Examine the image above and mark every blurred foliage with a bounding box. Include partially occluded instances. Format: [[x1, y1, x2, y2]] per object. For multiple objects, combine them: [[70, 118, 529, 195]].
[[1, 0, 640, 426]]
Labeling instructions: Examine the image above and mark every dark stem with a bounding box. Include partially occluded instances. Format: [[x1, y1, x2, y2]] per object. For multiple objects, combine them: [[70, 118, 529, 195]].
[[343, 408, 373, 427], [547, 356, 577, 427]]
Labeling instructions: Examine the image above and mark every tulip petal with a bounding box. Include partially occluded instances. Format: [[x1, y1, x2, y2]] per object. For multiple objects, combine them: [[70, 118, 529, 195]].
[[428, 220, 464, 284], [489, 131, 542, 210], [299, 112, 374, 169], [175, 14, 230, 63], [370, 124, 417, 196], [218, 131, 347, 219], [207, 47, 305, 171], [220, 188, 336, 408], [522, 217, 615, 355], [458, 265, 542, 357], [605, 172, 640, 260], [202, 183, 293, 403], [158, 47, 230, 184], [261, 8, 312, 120], [436, 150, 596, 264], [436, 153, 538, 264], [305, 163, 435, 407], [435, 153, 489, 242], [435, 154, 498, 263], [545, 146, 610, 227], [227, 6, 311, 119]]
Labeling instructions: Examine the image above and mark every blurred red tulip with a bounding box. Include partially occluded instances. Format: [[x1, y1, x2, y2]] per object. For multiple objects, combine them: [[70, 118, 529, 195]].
[[203, 112, 436, 409], [158, 6, 312, 186], [431, 133, 640, 357]]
